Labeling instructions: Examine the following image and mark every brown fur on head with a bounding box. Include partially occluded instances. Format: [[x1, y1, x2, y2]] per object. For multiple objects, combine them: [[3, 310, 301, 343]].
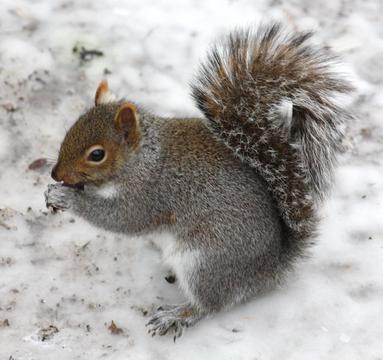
[[51, 81, 141, 187]]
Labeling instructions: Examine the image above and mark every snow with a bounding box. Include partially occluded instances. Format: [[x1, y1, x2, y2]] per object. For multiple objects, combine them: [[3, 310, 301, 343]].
[[1, 0, 382, 359]]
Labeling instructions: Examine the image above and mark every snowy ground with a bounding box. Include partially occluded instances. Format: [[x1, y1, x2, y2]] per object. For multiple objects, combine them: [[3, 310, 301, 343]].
[[0, 0, 382, 359]]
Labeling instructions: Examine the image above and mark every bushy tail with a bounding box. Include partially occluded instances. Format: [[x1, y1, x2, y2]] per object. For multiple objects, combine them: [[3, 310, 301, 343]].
[[191, 23, 353, 256]]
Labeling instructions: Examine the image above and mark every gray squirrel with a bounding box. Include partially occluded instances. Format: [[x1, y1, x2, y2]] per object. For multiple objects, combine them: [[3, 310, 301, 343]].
[[45, 23, 353, 339]]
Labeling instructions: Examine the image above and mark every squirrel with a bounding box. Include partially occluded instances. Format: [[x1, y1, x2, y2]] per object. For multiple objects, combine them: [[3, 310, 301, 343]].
[[45, 23, 353, 339]]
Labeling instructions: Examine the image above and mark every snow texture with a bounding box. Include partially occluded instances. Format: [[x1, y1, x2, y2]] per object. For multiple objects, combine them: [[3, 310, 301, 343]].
[[0, 0, 382, 359]]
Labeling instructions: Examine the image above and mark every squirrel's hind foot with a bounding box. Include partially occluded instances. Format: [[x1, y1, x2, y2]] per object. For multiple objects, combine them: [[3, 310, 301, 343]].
[[146, 303, 202, 341]]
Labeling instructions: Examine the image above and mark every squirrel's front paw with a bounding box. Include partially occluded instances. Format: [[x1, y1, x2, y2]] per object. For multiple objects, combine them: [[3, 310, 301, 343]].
[[45, 183, 74, 211]]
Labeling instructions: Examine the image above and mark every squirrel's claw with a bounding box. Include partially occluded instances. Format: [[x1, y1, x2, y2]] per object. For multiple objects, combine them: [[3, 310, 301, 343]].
[[146, 304, 201, 340], [45, 183, 71, 211]]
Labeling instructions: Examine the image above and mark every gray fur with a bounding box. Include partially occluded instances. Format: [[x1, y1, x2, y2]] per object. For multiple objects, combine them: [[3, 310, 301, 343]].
[[191, 23, 353, 248], [46, 110, 287, 337], [46, 23, 353, 338]]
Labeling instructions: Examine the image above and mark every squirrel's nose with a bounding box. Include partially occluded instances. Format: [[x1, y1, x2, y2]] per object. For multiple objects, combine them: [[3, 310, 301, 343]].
[[51, 165, 60, 181]]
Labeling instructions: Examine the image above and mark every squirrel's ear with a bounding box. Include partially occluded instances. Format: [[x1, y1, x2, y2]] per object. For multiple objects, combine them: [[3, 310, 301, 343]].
[[95, 80, 117, 105], [115, 103, 141, 146]]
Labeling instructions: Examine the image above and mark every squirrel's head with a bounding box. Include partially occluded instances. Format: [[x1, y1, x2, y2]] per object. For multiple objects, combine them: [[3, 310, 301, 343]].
[[51, 80, 141, 188]]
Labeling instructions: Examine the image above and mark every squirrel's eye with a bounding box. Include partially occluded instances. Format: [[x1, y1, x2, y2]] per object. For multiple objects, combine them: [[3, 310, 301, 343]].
[[88, 149, 105, 162], [85, 145, 107, 164]]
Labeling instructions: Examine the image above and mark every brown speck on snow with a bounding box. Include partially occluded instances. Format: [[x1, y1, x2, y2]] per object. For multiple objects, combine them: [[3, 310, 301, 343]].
[[108, 320, 123, 335], [38, 325, 59, 341], [28, 158, 47, 171], [1, 319, 10, 327]]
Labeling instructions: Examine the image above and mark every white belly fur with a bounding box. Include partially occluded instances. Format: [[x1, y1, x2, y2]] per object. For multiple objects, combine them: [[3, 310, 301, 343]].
[[95, 182, 119, 198], [151, 232, 200, 306]]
